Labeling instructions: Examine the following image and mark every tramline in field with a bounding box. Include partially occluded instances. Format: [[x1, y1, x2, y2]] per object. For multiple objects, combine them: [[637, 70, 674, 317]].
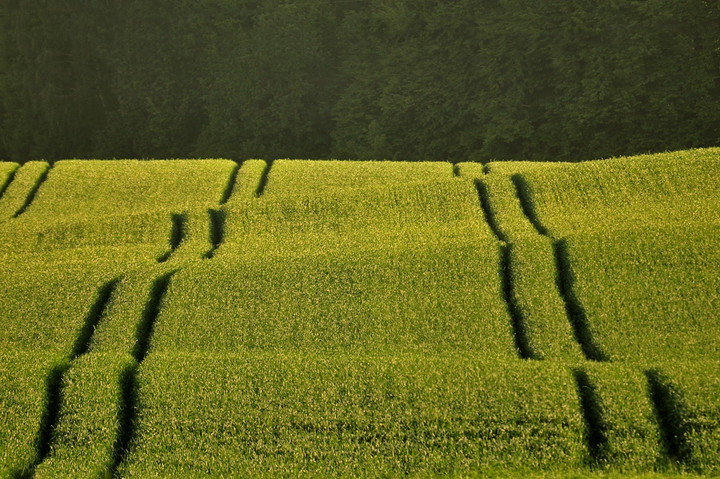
[[0, 149, 719, 477]]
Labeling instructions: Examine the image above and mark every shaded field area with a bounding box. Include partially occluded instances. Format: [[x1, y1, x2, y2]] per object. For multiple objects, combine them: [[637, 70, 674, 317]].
[[1, 149, 719, 477]]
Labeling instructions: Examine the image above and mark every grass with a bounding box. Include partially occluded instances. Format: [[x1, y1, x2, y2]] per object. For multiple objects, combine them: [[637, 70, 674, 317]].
[[149, 245, 513, 358], [0, 351, 66, 477], [117, 353, 584, 478], [262, 159, 453, 198], [0, 162, 19, 201], [658, 361, 720, 474], [0, 161, 49, 220], [23, 159, 236, 220], [34, 353, 135, 479], [0, 151, 719, 477]]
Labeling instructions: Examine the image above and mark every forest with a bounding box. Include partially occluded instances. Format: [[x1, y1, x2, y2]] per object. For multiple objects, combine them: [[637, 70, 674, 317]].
[[1, 0, 718, 162]]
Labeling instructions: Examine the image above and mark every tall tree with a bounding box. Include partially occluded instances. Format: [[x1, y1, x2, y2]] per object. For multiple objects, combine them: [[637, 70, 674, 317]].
[[0, 0, 115, 161]]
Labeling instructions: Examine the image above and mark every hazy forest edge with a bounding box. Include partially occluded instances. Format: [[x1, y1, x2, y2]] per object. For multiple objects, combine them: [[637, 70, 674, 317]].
[[1, 0, 719, 163], [2, 150, 720, 477]]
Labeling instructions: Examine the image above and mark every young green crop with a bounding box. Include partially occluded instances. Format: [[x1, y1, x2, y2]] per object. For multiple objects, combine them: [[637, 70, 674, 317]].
[[117, 353, 584, 477], [580, 363, 664, 471], [263, 159, 453, 198], [0, 161, 48, 220], [653, 360, 720, 475], [1, 152, 720, 477], [0, 258, 121, 355], [565, 226, 720, 363], [223, 178, 493, 259], [34, 353, 135, 479], [148, 244, 514, 359], [225, 159, 267, 202], [459, 162, 583, 362], [502, 148, 720, 238], [493, 149, 720, 363], [0, 159, 238, 258], [0, 351, 66, 478], [24, 159, 236, 220], [0, 162, 18, 193]]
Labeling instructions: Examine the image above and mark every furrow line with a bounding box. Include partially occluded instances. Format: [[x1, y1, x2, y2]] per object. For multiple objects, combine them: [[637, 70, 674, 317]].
[[28, 279, 120, 476], [475, 178, 537, 359], [255, 159, 273, 198], [500, 244, 536, 359], [158, 213, 186, 263], [0, 165, 19, 202], [110, 362, 138, 478], [219, 162, 240, 205], [511, 173, 608, 362], [112, 271, 175, 476], [510, 174, 549, 237], [474, 179, 508, 243], [13, 163, 52, 218], [573, 368, 610, 465], [71, 279, 121, 359], [23, 362, 70, 478], [554, 240, 609, 362], [132, 272, 174, 363], [203, 209, 226, 259], [646, 369, 692, 465]]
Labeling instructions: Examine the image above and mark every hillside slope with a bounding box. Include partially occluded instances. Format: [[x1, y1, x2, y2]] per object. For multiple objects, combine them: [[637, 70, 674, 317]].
[[0, 149, 719, 477]]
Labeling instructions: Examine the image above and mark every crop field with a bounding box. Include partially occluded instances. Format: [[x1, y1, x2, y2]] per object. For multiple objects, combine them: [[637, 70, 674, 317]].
[[0, 149, 719, 477]]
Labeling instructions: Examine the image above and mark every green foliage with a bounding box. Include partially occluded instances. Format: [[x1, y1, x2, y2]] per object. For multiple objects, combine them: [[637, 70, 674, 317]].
[[582, 364, 663, 471], [156, 161, 512, 357], [263, 159, 452, 197], [565, 227, 720, 363], [0, 163, 18, 194], [226, 160, 267, 202], [506, 148, 720, 238], [151, 246, 512, 358], [1, 2, 718, 162], [0, 258, 121, 355], [458, 163, 583, 361]]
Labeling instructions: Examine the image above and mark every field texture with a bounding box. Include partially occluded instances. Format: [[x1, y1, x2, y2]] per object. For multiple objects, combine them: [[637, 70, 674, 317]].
[[0, 150, 718, 477]]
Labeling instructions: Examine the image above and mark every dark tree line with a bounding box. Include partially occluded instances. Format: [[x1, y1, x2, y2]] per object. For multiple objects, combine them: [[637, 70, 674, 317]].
[[1, 0, 718, 162]]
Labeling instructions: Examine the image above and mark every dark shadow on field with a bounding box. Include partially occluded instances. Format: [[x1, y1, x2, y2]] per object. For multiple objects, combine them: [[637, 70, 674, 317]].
[[158, 213, 186, 263], [500, 243, 537, 360], [72, 279, 121, 358], [110, 362, 138, 478], [573, 368, 610, 466], [0, 167, 18, 202], [511, 173, 549, 237], [646, 369, 693, 466], [220, 161, 240, 204], [475, 178, 537, 359], [204, 209, 226, 259], [133, 272, 174, 363], [254, 159, 273, 198], [15, 362, 70, 479], [13, 163, 52, 218], [474, 179, 507, 242], [553, 239, 609, 362], [111, 272, 175, 476]]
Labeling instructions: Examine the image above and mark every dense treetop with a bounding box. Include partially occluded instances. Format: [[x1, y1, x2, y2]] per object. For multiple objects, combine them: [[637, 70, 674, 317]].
[[1, 0, 718, 162]]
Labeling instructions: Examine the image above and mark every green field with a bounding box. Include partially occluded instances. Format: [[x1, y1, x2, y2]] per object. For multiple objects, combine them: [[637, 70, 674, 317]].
[[1, 150, 719, 477]]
